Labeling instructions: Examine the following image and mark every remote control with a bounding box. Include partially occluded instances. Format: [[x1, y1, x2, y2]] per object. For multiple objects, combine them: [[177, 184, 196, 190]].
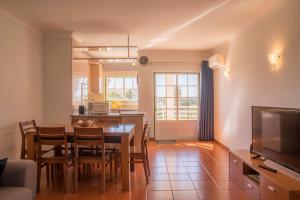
[[252, 154, 260, 159], [258, 164, 277, 173]]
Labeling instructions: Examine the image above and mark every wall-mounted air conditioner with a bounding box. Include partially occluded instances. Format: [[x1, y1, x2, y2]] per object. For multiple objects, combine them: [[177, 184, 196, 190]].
[[208, 54, 225, 69]]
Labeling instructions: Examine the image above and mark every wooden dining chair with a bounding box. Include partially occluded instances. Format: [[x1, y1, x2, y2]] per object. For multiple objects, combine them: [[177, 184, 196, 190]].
[[19, 120, 52, 187], [36, 126, 72, 193], [129, 121, 151, 183], [19, 120, 55, 159], [73, 127, 114, 192], [19, 120, 37, 159]]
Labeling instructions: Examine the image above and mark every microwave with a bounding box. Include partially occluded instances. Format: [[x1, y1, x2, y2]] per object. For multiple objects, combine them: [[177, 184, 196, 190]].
[[88, 102, 109, 114]]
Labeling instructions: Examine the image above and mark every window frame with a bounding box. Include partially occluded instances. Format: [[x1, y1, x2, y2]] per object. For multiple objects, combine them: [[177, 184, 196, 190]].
[[154, 72, 200, 121], [105, 76, 138, 103], [72, 76, 88, 108]]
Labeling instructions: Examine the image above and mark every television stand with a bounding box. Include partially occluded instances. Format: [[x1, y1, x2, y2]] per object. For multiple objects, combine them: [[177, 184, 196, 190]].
[[230, 150, 300, 200]]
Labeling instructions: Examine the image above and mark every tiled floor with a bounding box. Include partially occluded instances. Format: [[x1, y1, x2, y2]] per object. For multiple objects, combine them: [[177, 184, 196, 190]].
[[37, 141, 251, 200]]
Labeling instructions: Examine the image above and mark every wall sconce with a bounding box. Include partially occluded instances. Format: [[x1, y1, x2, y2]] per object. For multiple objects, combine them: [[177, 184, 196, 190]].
[[268, 52, 283, 72]]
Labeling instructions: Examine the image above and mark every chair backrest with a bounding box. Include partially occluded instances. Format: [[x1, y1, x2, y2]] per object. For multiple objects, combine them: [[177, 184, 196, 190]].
[[36, 127, 67, 145], [141, 122, 150, 150], [73, 127, 104, 146], [19, 120, 37, 159], [36, 127, 67, 159], [19, 120, 37, 137]]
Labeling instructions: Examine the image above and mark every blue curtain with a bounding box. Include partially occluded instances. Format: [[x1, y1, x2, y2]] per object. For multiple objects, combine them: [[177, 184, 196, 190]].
[[199, 61, 214, 141]]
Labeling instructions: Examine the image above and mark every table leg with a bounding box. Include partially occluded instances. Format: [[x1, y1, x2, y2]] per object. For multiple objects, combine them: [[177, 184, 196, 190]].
[[26, 133, 35, 160], [130, 135, 135, 171], [121, 135, 130, 190]]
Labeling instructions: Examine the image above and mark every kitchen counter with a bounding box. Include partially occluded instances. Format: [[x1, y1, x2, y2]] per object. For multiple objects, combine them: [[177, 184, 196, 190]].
[[71, 111, 145, 117]]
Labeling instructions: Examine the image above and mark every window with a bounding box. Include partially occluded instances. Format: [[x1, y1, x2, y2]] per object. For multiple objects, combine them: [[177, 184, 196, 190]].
[[105, 77, 138, 102], [155, 73, 199, 120], [72, 77, 88, 107]]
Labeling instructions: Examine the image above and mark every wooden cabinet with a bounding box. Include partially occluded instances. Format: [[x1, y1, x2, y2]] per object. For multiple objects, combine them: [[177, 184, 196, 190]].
[[260, 176, 289, 200], [229, 152, 243, 185], [241, 176, 259, 200], [229, 150, 300, 200]]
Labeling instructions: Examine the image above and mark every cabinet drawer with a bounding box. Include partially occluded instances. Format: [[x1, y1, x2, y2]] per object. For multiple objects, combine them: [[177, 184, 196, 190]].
[[229, 152, 243, 184], [260, 176, 289, 200], [241, 176, 259, 200]]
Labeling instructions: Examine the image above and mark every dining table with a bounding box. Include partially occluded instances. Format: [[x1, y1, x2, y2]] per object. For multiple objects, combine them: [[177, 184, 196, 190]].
[[25, 123, 135, 191]]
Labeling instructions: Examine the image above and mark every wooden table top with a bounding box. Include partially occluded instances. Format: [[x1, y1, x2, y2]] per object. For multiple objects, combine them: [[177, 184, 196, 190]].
[[35, 123, 135, 137]]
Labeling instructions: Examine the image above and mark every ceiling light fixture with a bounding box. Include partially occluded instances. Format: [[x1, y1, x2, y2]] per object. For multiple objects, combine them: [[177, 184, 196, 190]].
[[73, 35, 138, 64]]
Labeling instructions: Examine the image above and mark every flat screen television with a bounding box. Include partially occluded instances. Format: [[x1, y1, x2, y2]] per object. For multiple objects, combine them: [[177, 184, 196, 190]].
[[251, 106, 300, 173]]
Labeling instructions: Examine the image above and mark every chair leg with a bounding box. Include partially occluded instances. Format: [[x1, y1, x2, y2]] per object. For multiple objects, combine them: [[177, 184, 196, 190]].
[[37, 160, 41, 193], [63, 162, 67, 193], [74, 160, 78, 192], [142, 159, 149, 184], [50, 163, 54, 185], [21, 136, 26, 159], [101, 161, 105, 192], [110, 160, 113, 181], [114, 153, 118, 183], [146, 150, 151, 175], [46, 164, 50, 187]]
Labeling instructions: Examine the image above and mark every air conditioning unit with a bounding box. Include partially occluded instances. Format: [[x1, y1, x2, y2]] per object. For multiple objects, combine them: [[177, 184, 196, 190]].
[[208, 54, 225, 69]]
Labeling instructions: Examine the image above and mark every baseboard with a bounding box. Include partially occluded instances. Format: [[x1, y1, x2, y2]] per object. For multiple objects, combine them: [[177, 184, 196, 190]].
[[214, 139, 229, 150]]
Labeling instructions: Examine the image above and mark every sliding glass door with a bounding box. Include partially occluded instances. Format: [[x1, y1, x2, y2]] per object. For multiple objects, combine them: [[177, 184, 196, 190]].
[[155, 73, 200, 140]]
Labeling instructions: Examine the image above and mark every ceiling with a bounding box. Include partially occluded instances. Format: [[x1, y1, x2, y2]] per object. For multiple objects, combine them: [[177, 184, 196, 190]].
[[0, 0, 284, 50]]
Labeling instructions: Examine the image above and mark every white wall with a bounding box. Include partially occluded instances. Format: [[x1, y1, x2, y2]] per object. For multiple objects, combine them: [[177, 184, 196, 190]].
[[0, 8, 43, 158], [137, 50, 211, 138], [43, 35, 72, 124], [97, 50, 211, 138], [214, 0, 300, 149]]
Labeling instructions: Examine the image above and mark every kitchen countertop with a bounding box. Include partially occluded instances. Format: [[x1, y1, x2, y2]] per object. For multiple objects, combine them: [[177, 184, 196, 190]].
[[71, 111, 145, 117]]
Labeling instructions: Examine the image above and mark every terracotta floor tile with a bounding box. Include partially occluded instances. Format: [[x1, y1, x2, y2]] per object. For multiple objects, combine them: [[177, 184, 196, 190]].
[[181, 157, 200, 161], [173, 190, 199, 200], [167, 167, 187, 173], [183, 162, 202, 167], [170, 180, 195, 190], [149, 173, 169, 181], [186, 166, 205, 173], [147, 191, 173, 200], [131, 180, 148, 190], [165, 157, 181, 162], [166, 161, 184, 167], [197, 189, 225, 200], [151, 167, 168, 173], [169, 173, 191, 181], [147, 181, 171, 191], [151, 162, 166, 167], [192, 180, 219, 190], [119, 190, 147, 200], [37, 141, 254, 200], [189, 173, 211, 181]]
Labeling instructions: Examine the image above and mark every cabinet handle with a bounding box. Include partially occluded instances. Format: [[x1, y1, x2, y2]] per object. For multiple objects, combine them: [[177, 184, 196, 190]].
[[247, 183, 253, 189], [233, 159, 237, 163], [268, 186, 276, 192]]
